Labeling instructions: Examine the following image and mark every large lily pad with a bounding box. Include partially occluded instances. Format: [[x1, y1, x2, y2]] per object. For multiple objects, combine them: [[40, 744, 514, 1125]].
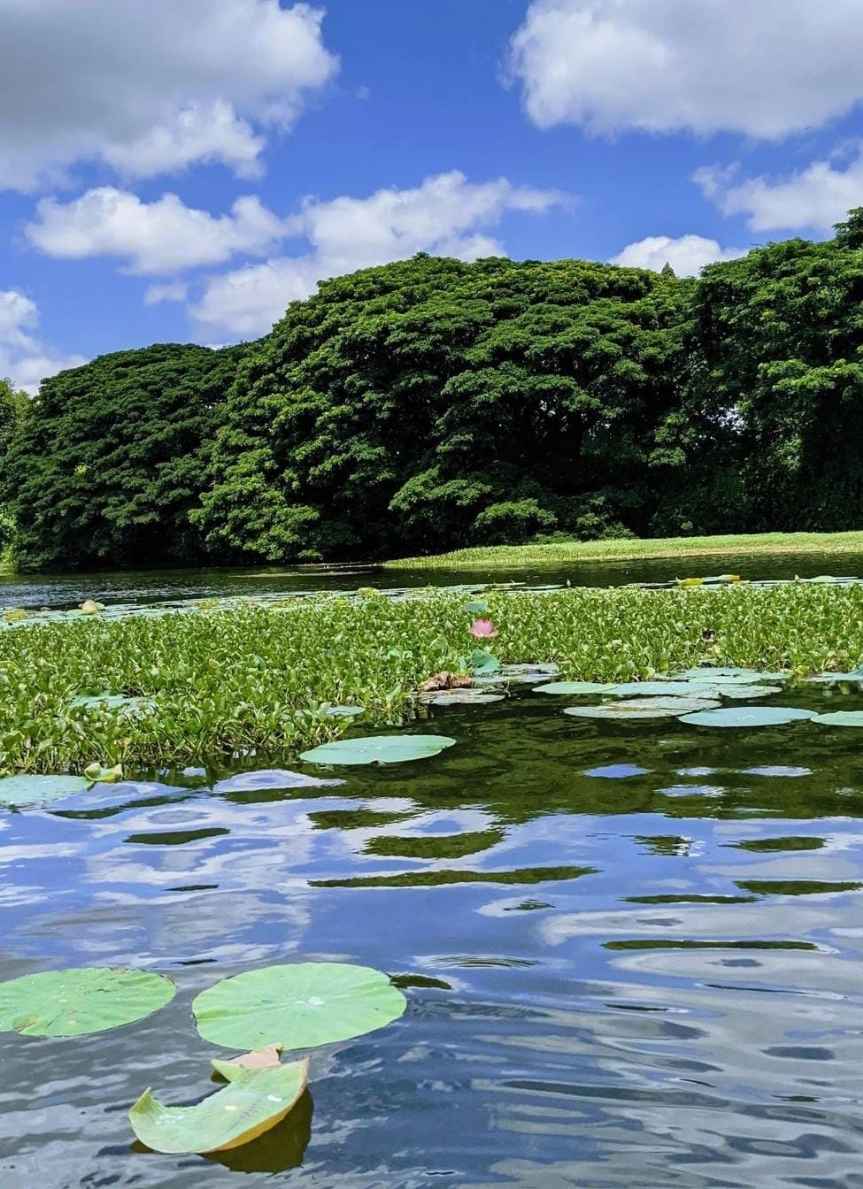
[[0, 967, 175, 1037], [813, 711, 863, 728], [0, 773, 89, 808], [608, 681, 717, 698], [535, 681, 615, 696], [681, 707, 816, 729], [713, 684, 783, 700], [565, 696, 719, 721], [675, 668, 789, 685], [421, 689, 505, 706], [130, 1060, 308, 1155], [300, 735, 455, 766], [193, 962, 407, 1051]]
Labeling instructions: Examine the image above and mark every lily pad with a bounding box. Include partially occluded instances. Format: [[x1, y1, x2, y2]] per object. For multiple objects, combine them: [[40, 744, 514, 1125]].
[[0, 773, 89, 808], [214, 769, 345, 793], [609, 681, 719, 698], [714, 684, 783, 700], [193, 962, 407, 1051], [681, 707, 816, 729], [675, 668, 789, 685], [324, 705, 365, 719], [300, 735, 455, 766], [565, 696, 719, 721], [130, 1060, 308, 1155], [421, 689, 505, 706], [0, 966, 175, 1037], [813, 711, 863, 728], [535, 681, 615, 696]]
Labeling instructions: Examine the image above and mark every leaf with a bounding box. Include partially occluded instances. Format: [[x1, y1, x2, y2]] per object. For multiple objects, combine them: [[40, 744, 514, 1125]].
[[713, 684, 783, 699], [0, 773, 89, 808], [324, 705, 365, 719], [71, 692, 156, 717], [469, 648, 501, 676], [676, 667, 789, 685], [535, 681, 615, 696], [129, 1060, 309, 1155], [813, 711, 863, 728], [84, 763, 124, 784], [608, 681, 719, 698], [565, 696, 719, 720], [193, 962, 407, 1051], [420, 689, 505, 706], [300, 735, 455, 766], [680, 707, 816, 729], [465, 600, 489, 614], [212, 1045, 283, 1076], [0, 967, 175, 1037]]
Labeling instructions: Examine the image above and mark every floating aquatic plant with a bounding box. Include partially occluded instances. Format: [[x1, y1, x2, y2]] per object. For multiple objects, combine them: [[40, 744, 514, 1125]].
[[681, 707, 816, 729], [0, 967, 175, 1037], [0, 773, 89, 807], [300, 734, 456, 766]]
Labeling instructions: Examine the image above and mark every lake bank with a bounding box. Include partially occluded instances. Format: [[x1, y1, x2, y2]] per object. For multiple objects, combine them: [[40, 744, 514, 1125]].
[[385, 529, 863, 571]]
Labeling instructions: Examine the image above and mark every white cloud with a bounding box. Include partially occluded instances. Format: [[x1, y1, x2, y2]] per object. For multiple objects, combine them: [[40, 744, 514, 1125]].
[[193, 171, 563, 336], [145, 281, 189, 306], [611, 234, 746, 276], [0, 1, 337, 191], [695, 151, 863, 233], [508, 0, 863, 139], [27, 188, 291, 274], [0, 290, 85, 394]]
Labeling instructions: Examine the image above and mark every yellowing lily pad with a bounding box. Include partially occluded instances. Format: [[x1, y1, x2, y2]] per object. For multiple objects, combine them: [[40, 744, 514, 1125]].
[[300, 735, 455, 766], [0, 967, 175, 1037], [0, 773, 89, 808], [129, 1060, 309, 1155], [681, 707, 816, 729], [193, 962, 407, 1051]]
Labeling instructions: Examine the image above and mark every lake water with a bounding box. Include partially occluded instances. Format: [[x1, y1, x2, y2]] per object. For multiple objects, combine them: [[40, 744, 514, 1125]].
[[5, 556, 863, 1185], [4, 549, 863, 610], [4, 677, 863, 1186]]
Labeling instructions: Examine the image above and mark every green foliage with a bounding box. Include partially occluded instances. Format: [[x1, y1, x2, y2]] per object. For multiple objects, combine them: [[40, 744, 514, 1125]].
[[2, 344, 245, 569], [196, 255, 690, 560], [0, 377, 28, 558]]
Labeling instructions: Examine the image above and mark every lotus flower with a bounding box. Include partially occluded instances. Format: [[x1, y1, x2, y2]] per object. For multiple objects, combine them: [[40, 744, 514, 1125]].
[[470, 618, 498, 640]]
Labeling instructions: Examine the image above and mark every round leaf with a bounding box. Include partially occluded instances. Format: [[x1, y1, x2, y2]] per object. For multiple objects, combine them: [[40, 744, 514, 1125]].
[[535, 681, 615, 696], [675, 668, 789, 684], [193, 962, 407, 1051], [129, 1060, 308, 1155], [300, 735, 455, 766], [608, 682, 715, 698], [680, 707, 816, 729], [813, 711, 863, 728], [565, 696, 719, 721], [714, 684, 783, 700], [0, 967, 175, 1037], [0, 773, 89, 808]]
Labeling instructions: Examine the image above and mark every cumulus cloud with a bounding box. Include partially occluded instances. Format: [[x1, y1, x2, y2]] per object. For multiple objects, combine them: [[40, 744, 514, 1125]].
[[611, 234, 746, 276], [193, 171, 564, 336], [695, 151, 863, 233], [145, 281, 190, 306], [26, 188, 291, 275], [0, 0, 337, 191], [508, 0, 863, 139], [0, 290, 85, 394]]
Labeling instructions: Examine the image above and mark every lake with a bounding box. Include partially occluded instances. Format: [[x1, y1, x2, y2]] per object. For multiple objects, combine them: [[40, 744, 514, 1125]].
[[3, 674, 863, 1185]]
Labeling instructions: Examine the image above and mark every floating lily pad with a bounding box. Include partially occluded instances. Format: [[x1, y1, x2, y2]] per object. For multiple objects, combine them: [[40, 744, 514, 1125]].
[[300, 735, 455, 766], [0, 967, 175, 1037], [565, 696, 719, 721], [813, 711, 863, 728], [0, 773, 89, 808], [681, 707, 816, 729], [193, 962, 407, 1051], [324, 705, 365, 719], [675, 668, 789, 685], [214, 769, 345, 793], [714, 684, 783, 700], [535, 681, 615, 696], [130, 1060, 308, 1155], [609, 682, 718, 698], [584, 764, 651, 779], [421, 689, 505, 706]]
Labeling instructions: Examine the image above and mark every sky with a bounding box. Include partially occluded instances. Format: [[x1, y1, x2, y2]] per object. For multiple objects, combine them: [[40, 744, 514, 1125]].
[[3, 0, 863, 391]]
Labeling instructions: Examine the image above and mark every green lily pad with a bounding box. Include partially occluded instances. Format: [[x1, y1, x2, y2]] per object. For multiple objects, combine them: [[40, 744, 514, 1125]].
[[565, 696, 719, 721], [675, 668, 788, 684], [681, 707, 816, 729], [0, 773, 89, 808], [193, 962, 407, 1051], [324, 705, 365, 719], [535, 681, 615, 696], [609, 681, 716, 698], [714, 684, 783, 700], [0, 967, 175, 1037], [813, 711, 863, 728], [300, 735, 455, 766], [130, 1060, 308, 1155], [421, 689, 505, 706]]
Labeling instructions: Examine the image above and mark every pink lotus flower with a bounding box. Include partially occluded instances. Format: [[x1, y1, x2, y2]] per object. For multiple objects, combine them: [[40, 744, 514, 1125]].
[[470, 618, 498, 639]]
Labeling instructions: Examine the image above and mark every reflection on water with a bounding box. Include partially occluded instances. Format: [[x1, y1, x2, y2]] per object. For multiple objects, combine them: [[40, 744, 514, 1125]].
[[4, 687, 863, 1184]]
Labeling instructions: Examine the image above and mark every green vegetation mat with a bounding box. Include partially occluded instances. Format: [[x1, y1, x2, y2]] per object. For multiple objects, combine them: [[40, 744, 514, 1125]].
[[3, 583, 863, 775], [385, 531, 863, 571]]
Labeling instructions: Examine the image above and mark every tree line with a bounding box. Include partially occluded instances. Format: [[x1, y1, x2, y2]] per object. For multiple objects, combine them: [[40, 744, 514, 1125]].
[[3, 210, 863, 570]]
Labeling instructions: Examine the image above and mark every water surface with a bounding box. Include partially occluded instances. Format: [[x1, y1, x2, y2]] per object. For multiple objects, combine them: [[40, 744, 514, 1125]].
[[3, 683, 863, 1186]]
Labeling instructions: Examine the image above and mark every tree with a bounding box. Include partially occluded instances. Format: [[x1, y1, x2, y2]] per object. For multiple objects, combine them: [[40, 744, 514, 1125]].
[[0, 378, 29, 556], [2, 344, 245, 569], [196, 254, 691, 561]]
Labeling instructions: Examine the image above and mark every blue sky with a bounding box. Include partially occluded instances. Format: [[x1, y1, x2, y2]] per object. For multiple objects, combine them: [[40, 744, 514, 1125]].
[[2, 0, 863, 390]]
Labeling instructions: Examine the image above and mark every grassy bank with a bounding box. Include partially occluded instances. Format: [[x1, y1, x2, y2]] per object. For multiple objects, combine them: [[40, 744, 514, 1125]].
[[2, 583, 863, 775], [384, 530, 863, 572]]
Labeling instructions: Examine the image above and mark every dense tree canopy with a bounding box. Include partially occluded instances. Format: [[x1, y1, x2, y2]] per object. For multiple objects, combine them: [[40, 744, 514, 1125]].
[[6, 213, 863, 569], [2, 344, 244, 569]]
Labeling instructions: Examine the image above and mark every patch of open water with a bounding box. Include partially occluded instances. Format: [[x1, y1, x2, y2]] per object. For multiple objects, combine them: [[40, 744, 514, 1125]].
[[4, 682, 863, 1185]]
